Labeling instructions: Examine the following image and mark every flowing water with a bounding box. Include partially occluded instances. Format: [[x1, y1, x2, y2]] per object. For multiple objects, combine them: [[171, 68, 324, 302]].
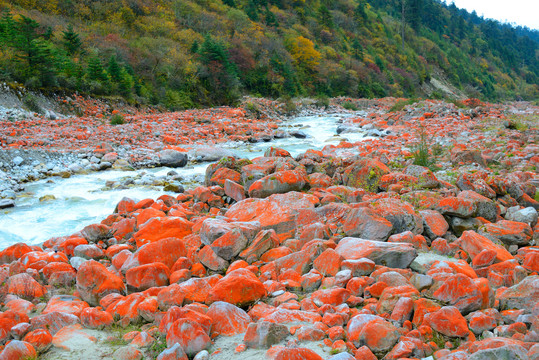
[[0, 113, 367, 247]]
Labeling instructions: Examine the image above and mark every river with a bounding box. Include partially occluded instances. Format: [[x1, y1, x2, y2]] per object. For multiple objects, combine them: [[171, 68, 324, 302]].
[[0, 113, 367, 247]]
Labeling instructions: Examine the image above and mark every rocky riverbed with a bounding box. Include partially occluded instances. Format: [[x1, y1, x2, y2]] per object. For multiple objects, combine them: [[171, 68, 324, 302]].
[[0, 97, 538, 360]]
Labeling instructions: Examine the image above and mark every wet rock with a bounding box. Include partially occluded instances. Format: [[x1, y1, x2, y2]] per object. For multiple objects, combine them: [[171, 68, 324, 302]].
[[158, 149, 188, 167], [0, 199, 15, 209]]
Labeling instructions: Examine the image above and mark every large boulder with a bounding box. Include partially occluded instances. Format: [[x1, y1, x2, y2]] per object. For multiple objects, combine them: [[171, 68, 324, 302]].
[[76, 260, 126, 306], [158, 149, 188, 167], [335, 238, 417, 269]]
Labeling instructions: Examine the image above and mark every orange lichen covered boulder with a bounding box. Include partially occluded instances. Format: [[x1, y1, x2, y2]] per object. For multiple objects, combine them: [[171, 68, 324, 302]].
[[165, 319, 211, 356], [207, 268, 266, 306], [206, 301, 251, 336], [132, 217, 193, 247], [76, 260, 126, 306]]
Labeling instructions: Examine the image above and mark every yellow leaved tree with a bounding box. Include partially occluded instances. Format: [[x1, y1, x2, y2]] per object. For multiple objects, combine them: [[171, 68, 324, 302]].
[[286, 36, 321, 72]]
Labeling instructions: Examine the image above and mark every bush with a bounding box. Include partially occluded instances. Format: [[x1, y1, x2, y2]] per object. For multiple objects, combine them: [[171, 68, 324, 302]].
[[109, 114, 125, 125], [389, 98, 417, 113], [315, 95, 330, 109], [413, 126, 433, 168], [342, 101, 358, 111], [22, 93, 42, 113], [281, 96, 297, 115]]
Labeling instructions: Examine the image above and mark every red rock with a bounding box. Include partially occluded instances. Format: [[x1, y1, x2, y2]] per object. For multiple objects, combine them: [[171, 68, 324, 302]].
[[248, 169, 306, 198], [30, 312, 79, 335], [126, 262, 170, 291], [472, 249, 497, 268], [263, 308, 321, 324], [7, 273, 46, 300], [261, 247, 293, 262], [375, 198, 424, 234], [42, 295, 89, 317], [80, 307, 114, 329], [57, 237, 88, 256], [225, 192, 318, 239], [438, 197, 477, 218], [274, 347, 323, 360], [482, 220, 533, 246], [209, 228, 248, 261], [0, 340, 37, 359], [313, 248, 342, 277], [0, 243, 34, 264], [178, 275, 221, 304], [377, 285, 419, 313], [432, 273, 483, 314], [419, 210, 449, 239], [240, 229, 280, 264], [224, 179, 246, 202], [4, 299, 34, 316], [207, 268, 266, 306], [209, 167, 242, 187], [22, 328, 52, 353], [342, 207, 393, 241], [354, 345, 377, 360], [424, 306, 469, 337], [355, 317, 402, 353], [310, 288, 351, 307], [206, 301, 251, 336], [81, 223, 111, 242], [76, 260, 126, 306], [125, 237, 187, 272], [132, 217, 193, 247], [136, 207, 166, 227], [458, 230, 513, 263], [343, 158, 389, 191], [106, 293, 147, 324], [165, 319, 211, 356], [198, 245, 228, 272], [469, 311, 498, 334], [296, 325, 325, 341]]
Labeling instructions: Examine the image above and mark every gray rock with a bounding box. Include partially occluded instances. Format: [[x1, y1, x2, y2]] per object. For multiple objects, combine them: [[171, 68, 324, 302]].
[[506, 206, 538, 227], [158, 149, 188, 167], [410, 273, 433, 291], [243, 321, 289, 349], [335, 237, 417, 269], [193, 350, 209, 360], [0, 199, 15, 209], [498, 275, 539, 312], [12, 156, 24, 166], [328, 353, 355, 360], [69, 257, 86, 270], [468, 345, 528, 360]]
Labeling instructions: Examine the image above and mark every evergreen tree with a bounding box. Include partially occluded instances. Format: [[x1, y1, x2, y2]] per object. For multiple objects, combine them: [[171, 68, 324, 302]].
[[318, 5, 333, 28], [13, 15, 43, 68], [62, 24, 82, 56], [265, 8, 278, 27], [108, 55, 121, 83], [222, 0, 236, 7], [352, 38, 364, 60], [354, 1, 368, 23], [87, 56, 107, 82]]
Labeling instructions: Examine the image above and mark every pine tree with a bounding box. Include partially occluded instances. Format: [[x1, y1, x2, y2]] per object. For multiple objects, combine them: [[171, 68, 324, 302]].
[[318, 5, 333, 28], [222, 0, 236, 7], [87, 56, 107, 82], [108, 55, 121, 83], [62, 24, 82, 56]]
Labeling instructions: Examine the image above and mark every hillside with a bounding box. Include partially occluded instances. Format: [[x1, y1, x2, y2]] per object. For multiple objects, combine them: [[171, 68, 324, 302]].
[[0, 0, 538, 108]]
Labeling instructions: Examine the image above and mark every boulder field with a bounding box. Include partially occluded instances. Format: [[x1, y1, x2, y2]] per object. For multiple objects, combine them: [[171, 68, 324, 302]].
[[0, 98, 538, 359]]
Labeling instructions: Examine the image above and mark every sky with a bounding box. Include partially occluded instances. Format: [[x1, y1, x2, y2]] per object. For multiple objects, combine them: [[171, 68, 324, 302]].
[[449, 0, 539, 30]]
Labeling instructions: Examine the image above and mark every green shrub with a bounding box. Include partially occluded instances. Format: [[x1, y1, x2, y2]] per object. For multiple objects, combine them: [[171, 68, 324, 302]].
[[389, 98, 417, 113], [413, 126, 433, 168], [22, 93, 42, 113], [342, 101, 358, 110], [315, 95, 330, 109], [109, 114, 125, 125]]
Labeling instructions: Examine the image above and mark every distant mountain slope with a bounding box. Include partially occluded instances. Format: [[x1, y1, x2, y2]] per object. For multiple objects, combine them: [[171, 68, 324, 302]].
[[0, 0, 537, 108]]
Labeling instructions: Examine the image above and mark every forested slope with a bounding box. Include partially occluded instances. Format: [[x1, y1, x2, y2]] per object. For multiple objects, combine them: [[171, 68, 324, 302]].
[[0, 0, 537, 108]]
